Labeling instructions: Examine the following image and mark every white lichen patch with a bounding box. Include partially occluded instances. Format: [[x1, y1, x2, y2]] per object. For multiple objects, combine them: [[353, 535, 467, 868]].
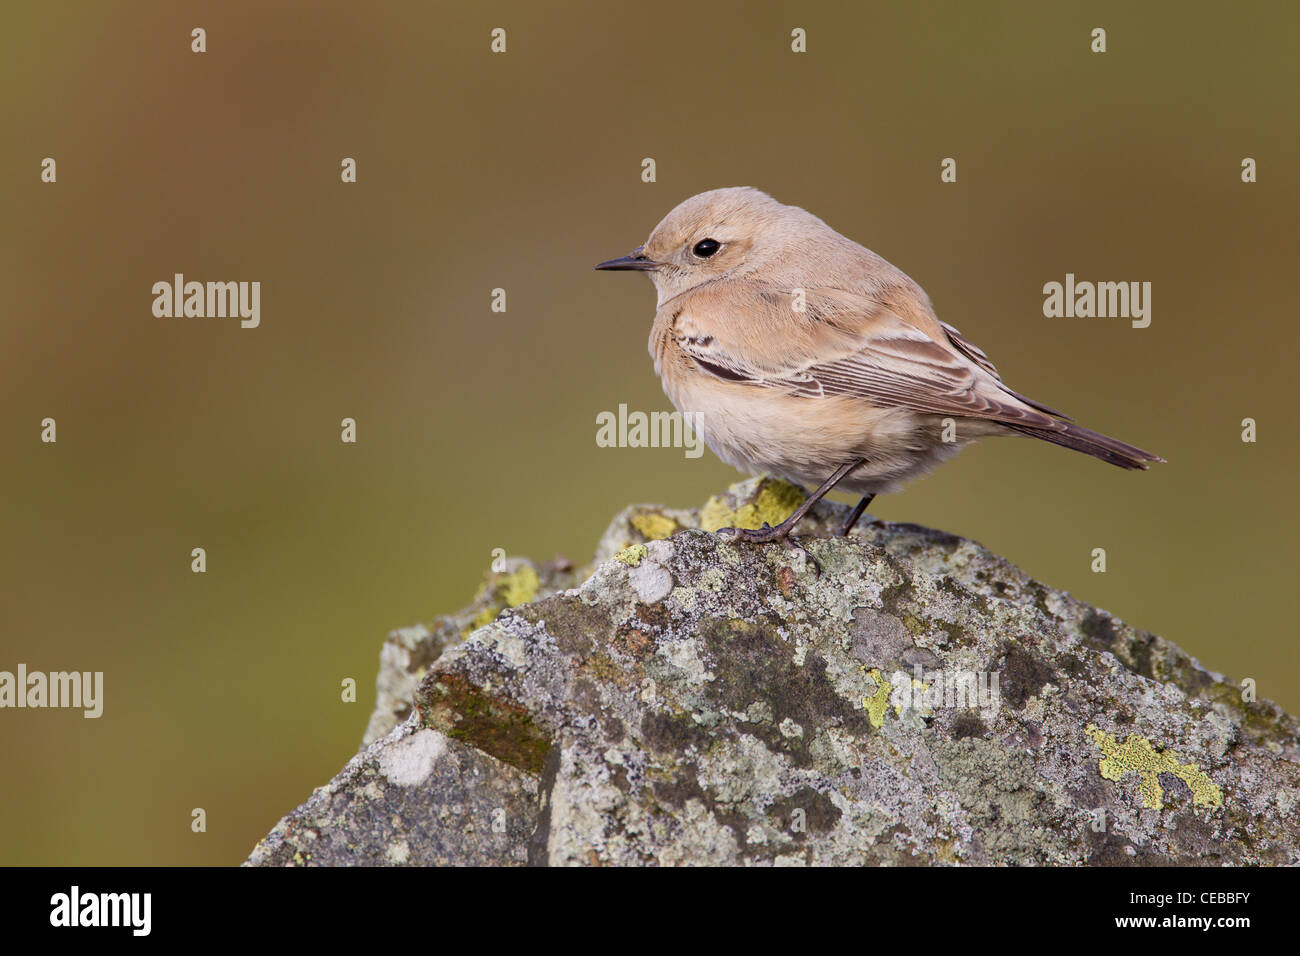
[[385, 839, 411, 864], [628, 561, 674, 604], [646, 539, 675, 564], [656, 799, 741, 866], [745, 700, 775, 724], [661, 638, 716, 686], [489, 635, 528, 667], [377, 729, 447, 787], [1275, 788, 1299, 815], [696, 734, 784, 805]]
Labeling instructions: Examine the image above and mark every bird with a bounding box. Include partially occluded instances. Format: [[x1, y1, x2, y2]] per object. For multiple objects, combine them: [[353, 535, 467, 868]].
[[595, 186, 1162, 557]]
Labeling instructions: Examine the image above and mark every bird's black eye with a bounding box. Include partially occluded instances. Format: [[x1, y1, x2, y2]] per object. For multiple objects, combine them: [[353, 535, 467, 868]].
[[692, 238, 721, 258]]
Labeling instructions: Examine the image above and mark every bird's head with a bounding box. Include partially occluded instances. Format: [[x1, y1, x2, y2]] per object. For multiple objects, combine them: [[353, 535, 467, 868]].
[[595, 187, 826, 304]]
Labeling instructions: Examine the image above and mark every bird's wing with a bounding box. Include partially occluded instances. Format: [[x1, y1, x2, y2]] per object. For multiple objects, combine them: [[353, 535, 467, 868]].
[[663, 279, 1069, 426], [939, 320, 1001, 380]]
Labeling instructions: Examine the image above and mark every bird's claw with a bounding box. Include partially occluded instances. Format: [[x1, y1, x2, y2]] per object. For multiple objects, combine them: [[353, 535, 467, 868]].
[[783, 535, 822, 574]]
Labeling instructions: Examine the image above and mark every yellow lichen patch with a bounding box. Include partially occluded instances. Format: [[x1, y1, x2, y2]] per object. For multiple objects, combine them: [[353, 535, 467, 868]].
[[615, 544, 647, 567], [468, 565, 542, 631], [700, 479, 805, 533], [630, 513, 678, 541], [862, 667, 892, 728], [1085, 724, 1224, 811], [501, 566, 540, 607]]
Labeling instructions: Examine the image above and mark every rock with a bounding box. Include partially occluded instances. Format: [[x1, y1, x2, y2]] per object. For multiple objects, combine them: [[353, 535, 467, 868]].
[[248, 478, 1300, 866], [246, 724, 539, 866]]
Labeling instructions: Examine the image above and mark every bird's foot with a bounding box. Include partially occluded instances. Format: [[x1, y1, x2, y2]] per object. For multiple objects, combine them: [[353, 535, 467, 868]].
[[717, 521, 786, 544], [717, 523, 822, 574]]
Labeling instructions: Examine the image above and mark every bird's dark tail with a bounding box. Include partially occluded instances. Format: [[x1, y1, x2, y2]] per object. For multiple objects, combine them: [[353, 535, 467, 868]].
[[1004, 421, 1164, 470]]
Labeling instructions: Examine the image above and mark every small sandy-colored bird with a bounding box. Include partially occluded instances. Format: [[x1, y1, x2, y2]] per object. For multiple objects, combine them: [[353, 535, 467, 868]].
[[596, 187, 1162, 551]]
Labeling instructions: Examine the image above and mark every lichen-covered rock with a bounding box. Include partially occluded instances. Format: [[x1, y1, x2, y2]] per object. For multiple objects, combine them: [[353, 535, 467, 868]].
[[246, 721, 539, 866], [364, 555, 579, 744], [250, 478, 1300, 866]]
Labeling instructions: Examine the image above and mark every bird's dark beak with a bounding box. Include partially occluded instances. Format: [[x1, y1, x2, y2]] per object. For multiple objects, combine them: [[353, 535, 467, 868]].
[[594, 246, 657, 272]]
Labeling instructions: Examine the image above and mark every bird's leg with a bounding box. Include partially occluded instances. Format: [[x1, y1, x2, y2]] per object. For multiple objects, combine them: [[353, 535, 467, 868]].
[[837, 494, 876, 536], [719, 459, 866, 548]]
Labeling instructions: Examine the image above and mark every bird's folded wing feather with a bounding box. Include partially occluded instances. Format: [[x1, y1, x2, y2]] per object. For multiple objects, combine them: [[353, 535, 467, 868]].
[[663, 280, 1068, 426]]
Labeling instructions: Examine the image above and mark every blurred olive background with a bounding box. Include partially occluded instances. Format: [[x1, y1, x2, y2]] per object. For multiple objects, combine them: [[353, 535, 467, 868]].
[[2, 1, 1296, 865]]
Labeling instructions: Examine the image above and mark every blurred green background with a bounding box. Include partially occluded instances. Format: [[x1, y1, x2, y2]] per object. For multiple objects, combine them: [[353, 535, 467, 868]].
[[2, 1, 1296, 865]]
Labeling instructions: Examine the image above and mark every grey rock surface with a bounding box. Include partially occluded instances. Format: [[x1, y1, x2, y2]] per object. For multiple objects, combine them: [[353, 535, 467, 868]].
[[249, 477, 1300, 866]]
